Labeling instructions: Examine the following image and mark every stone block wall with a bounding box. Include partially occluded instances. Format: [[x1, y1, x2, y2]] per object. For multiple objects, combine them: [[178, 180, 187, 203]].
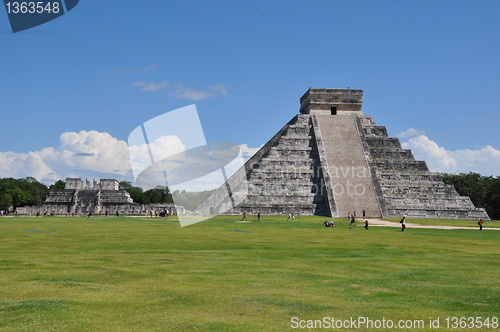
[[360, 115, 489, 220]]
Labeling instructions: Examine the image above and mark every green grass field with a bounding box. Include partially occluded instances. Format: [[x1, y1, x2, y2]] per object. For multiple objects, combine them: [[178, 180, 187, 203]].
[[0, 215, 499, 331]]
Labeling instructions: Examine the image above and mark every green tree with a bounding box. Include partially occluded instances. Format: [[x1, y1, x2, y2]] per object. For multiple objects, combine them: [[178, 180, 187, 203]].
[[0, 193, 12, 211], [50, 180, 66, 190], [442, 172, 500, 220], [119, 181, 135, 191]]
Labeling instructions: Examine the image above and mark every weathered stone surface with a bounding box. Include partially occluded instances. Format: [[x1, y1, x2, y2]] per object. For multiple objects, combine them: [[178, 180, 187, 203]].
[[37, 178, 178, 216]]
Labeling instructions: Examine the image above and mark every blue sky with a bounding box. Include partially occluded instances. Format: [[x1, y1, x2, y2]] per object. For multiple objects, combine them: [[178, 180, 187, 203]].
[[1, 0, 499, 185]]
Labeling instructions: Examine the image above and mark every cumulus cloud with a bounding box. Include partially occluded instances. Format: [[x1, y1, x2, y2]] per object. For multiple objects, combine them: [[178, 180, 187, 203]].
[[136, 64, 158, 73], [170, 83, 228, 100], [134, 80, 169, 92], [401, 134, 500, 175], [103, 64, 158, 75], [239, 143, 262, 160], [0, 127, 262, 191], [396, 128, 427, 139], [133, 81, 228, 100], [0, 131, 134, 185]]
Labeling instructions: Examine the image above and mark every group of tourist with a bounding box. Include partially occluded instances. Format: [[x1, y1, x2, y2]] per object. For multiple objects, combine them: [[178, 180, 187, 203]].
[[241, 211, 262, 221], [148, 208, 170, 217]]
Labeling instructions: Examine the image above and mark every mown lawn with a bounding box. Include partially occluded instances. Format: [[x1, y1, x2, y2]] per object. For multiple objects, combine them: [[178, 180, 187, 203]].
[[0, 215, 498, 331]]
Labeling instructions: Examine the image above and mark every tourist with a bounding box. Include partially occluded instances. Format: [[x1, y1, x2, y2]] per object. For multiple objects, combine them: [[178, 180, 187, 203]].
[[323, 220, 329, 227], [329, 221, 335, 227], [116, 210, 119, 217], [478, 218, 484, 231], [400, 217, 406, 232], [242, 211, 247, 221], [291, 212, 295, 220], [349, 215, 355, 228], [105, 209, 108, 217], [287, 212, 292, 221], [257, 212, 261, 221], [87, 211, 92, 219], [364, 220, 369, 230], [362, 209, 366, 218], [347, 211, 351, 220]]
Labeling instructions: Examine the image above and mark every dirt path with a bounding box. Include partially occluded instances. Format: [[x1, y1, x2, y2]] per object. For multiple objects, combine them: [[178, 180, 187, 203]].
[[365, 218, 499, 230]]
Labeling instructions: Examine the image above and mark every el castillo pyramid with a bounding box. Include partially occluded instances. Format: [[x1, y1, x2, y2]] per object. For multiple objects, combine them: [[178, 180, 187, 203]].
[[197, 88, 489, 220]]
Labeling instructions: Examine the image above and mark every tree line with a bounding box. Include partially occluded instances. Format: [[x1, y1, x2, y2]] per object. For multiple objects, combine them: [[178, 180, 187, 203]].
[[118, 181, 173, 205], [0, 177, 53, 210], [441, 172, 500, 220]]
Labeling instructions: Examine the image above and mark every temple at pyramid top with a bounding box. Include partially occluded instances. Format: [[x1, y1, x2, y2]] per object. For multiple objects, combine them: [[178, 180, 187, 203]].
[[300, 88, 363, 115]]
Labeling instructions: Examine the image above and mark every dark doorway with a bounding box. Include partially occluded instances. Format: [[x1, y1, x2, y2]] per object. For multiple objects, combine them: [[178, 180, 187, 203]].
[[330, 107, 337, 115]]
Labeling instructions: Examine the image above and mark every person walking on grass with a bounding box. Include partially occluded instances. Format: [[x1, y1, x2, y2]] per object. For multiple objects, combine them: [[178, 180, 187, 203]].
[[400, 216, 406, 232], [349, 215, 355, 228], [478, 218, 484, 231], [242, 211, 247, 221], [257, 212, 261, 221]]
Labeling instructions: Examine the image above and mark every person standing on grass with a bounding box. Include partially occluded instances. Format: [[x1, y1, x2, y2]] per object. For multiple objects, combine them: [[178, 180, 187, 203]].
[[349, 215, 355, 228], [257, 212, 261, 221], [478, 218, 484, 231], [242, 210, 247, 221], [400, 216, 406, 232]]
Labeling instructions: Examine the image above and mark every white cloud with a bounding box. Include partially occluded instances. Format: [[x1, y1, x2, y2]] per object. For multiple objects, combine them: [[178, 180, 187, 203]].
[[133, 81, 228, 100], [402, 135, 500, 175], [170, 83, 228, 100], [134, 80, 169, 92], [396, 128, 427, 139], [239, 143, 261, 160], [0, 131, 134, 185], [136, 64, 158, 72], [103, 64, 158, 75]]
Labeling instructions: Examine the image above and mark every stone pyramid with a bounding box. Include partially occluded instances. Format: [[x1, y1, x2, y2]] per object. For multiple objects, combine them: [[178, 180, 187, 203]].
[[197, 88, 489, 220]]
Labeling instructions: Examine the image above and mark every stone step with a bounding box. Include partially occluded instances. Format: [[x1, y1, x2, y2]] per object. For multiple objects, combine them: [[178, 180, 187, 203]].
[[315, 114, 382, 217]]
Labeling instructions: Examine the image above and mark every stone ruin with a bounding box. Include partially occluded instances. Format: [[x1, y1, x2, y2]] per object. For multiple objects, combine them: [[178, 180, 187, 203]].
[[197, 88, 490, 220], [18, 178, 179, 216]]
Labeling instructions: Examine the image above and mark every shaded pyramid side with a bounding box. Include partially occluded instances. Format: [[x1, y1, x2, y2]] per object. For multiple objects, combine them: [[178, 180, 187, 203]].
[[359, 115, 490, 220], [196, 114, 332, 216]]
